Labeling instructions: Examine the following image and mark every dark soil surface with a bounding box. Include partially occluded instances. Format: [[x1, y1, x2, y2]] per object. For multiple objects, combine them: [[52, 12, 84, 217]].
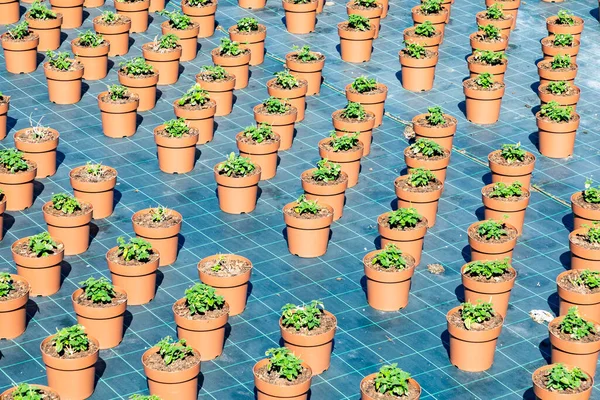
[[301, 172, 348, 186], [1, 31, 38, 42], [94, 14, 130, 26], [572, 193, 600, 211], [267, 78, 308, 91], [538, 60, 577, 72], [489, 150, 535, 167], [15, 128, 58, 143], [570, 233, 600, 250], [133, 209, 181, 229], [533, 368, 591, 395], [482, 186, 530, 201], [198, 256, 252, 278], [211, 47, 251, 59], [100, 92, 139, 105], [405, 146, 450, 161], [549, 320, 600, 343], [539, 84, 579, 97], [472, 33, 506, 44], [346, 84, 387, 96], [175, 99, 216, 112], [230, 24, 266, 35], [463, 265, 515, 283], [0, 159, 35, 175], [142, 43, 181, 54], [536, 111, 579, 125], [173, 299, 229, 320], [0, 279, 28, 301], [12, 240, 63, 258], [414, 115, 457, 129], [254, 104, 296, 117], [43, 201, 92, 218], [255, 363, 311, 386], [284, 206, 333, 220], [214, 164, 261, 179], [332, 110, 376, 125], [197, 71, 235, 83], [558, 270, 600, 295], [361, 377, 420, 400], [464, 79, 505, 91], [41, 336, 99, 360], [448, 308, 503, 331], [281, 311, 336, 337], [155, 127, 199, 139], [468, 223, 518, 244], [541, 36, 578, 48], [377, 214, 427, 232], [338, 21, 374, 32], [144, 347, 201, 372], [287, 52, 325, 64], [395, 177, 443, 193], [74, 290, 127, 308], [319, 140, 364, 154], [118, 69, 157, 79], [107, 247, 160, 267], [45, 60, 84, 73], [71, 166, 117, 183], [4, 388, 60, 400], [364, 251, 415, 273], [400, 48, 437, 59]]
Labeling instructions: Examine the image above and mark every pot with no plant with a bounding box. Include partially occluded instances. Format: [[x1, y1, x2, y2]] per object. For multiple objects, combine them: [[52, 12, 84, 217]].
[[267, 70, 308, 122], [196, 65, 236, 116], [159, 10, 199, 62], [253, 97, 298, 150], [71, 31, 109, 80], [542, 33, 579, 63], [399, 41, 439, 92], [98, 84, 139, 138], [537, 55, 577, 85], [280, 300, 337, 375], [14, 118, 59, 178], [476, 4, 512, 40], [570, 224, 600, 271], [346, 0, 383, 38], [114, 0, 150, 33], [345, 76, 387, 128], [93, 11, 131, 57], [174, 84, 216, 144], [0, 149, 37, 211], [538, 80, 580, 110], [11, 232, 63, 296], [142, 336, 201, 399], [236, 124, 281, 180], [319, 132, 364, 188], [198, 254, 252, 316], [181, 0, 217, 38], [571, 180, 600, 230], [173, 283, 229, 361], [461, 258, 516, 318], [557, 270, 600, 323], [286, 45, 326, 96], [72, 277, 127, 349], [463, 72, 505, 124], [132, 206, 182, 266], [377, 208, 428, 265], [363, 244, 416, 311], [283, 0, 317, 34], [412, 106, 457, 151], [1, 383, 60, 399], [547, 9, 584, 42], [468, 218, 518, 262], [1, 22, 39, 74], [283, 195, 334, 258], [229, 17, 266, 66], [536, 101, 579, 158], [254, 347, 312, 400], [468, 50, 507, 82], [212, 38, 251, 90], [485, 0, 519, 30], [41, 325, 99, 399], [332, 101, 375, 155], [44, 51, 84, 105], [154, 118, 198, 174], [488, 143, 535, 188], [43, 193, 92, 256], [412, 0, 447, 38], [26, 1, 62, 52], [302, 159, 348, 221], [532, 363, 593, 400], [107, 236, 160, 305], [404, 138, 450, 183], [447, 301, 503, 371], [143, 34, 182, 85], [214, 153, 261, 214], [0, 273, 30, 339], [403, 21, 443, 53], [482, 181, 529, 235], [394, 168, 443, 227], [361, 364, 421, 400], [70, 162, 118, 219], [50, 0, 83, 29], [118, 57, 159, 112], [338, 15, 375, 63], [470, 24, 508, 53]]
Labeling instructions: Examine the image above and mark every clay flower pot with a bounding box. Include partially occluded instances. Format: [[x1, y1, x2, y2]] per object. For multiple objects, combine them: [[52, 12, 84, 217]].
[[345, 82, 388, 128], [377, 212, 428, 265], [557, 270, 600, 322], [214, 162, 261, 214], [541, 35, 580, 62], [467, 220, 518, 262], [412, 112, 457, 151], [161, 21, 199, 62], [486, 0, 519, 30], [549, 315, 600, 377], [403, 145, 451, 183], [360, 373, 421, 400], [394, 175, 443, 227], [403, 25, 443, 53], [399, 49, 439, 92], [346, 1, 383, 38], [482, 183, 530, 235], [114, 0, 150, 33], [283, 0, 317, 34], [0, 274, 30, 339], [239, 0, 265, 8], [236, 131, 281, 180], [570, 227, 600, 271], [463, 78, 506, 125], [107, 244, 160, 305], [41, 334, 99, 399], [571, 191, 600, 230], [93, 14, 131, 57], [143, 42, 182, 85], [70, 165, 118, 219], [411, 5, 447, 35], [71, 37, 110, 80], [331, 109, 375, 156], [338, 21, 375, 63], [0, 385, 59, 399], [84, 0, 104, 7], [469, 31, 509, 53], [461, 262, 516, 318], [72, 286, 127, 349], [196, 71, 236, 116], [0, 0, 19, 24], [1, 31, 39, 74], [26, 12, 63, 52], [198, 254, 253, 316], [254, 358, 312, 399], [211, 47, 251, 90], [535, 109, 580, 158], [467, 53, 508, 82], [118, 68, 159, 112], [154, 124, 198, 174], [181, 0, 217, 38], [546, 14, 584, 42], [0, 157, 36, 211], [280, 310, 337, 375], [11, 236, 64, 296], [532, 364, 593, 400], [538, 82, 580, 110], [285, 50, 326, 96], [43, 59, 84, 105], [318, 137, 364, 188], [173, 99, 216, 145], [132, 208, 181, 267], [301, 168, 348, 221], [537, 59, 578, 85], [0, 194, 5, 240], [43, 199, 93, 256], [475, 11, 513, 39], [283, 201, 334, 258], [173, 297, 229, 360], [97, 90, 139, 138], [149, 0, 164, 11], [253, 104, 298, 151], [267, 77, 308, 122], [363, 249, 416, 311], [50, 0, 83, 28], [446, 305, 503, 371], [488, 149, 536, 188], [14, 127, 59, 178], [142, 345, 201, 398], [229, 23, 266, 66]]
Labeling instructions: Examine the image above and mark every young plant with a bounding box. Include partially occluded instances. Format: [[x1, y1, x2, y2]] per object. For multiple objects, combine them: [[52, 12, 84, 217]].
[[51, 193, 81, 214], [556, 9, 575, 25], [408, 167, 436, 187], [329, 132, 359, 151], [117, 236, 152, 262], [0, 149, 29, 172], [45, 51, 73, 71], [11, 383, 45, 400], [293, 194, 320, 215], [546, 80, 569, 95], [200, 65, 228, 81], [274, 70, 299, 89], [351, 76, 377, 93], [404, 42, 426, 59], [545, 364, 588, 391], [28, 232, 59, 257], [477, 219, 507, 241], [151, 206, 168, 222], [155, 34, 179, 50], [472, 50, 505, 65], [162, 118, 190, 137], [130, 395, 162, 400], [354, 0, 377, 7], [420, 0, 442, 14], [218, 38, 242, 56], [583, 179, 600, 204], [243, 123, 274, 143], [184, 283, 225, 315], [371, 244, 407, 270], [263, 97, 290, 114], [265, 347, 303, 381], [340, 101, 367, 120], [0, 272, 14, 298], [558, 307, 596, 340], [426, 106, 445, 125], [293, 45, 318, 62], [553, 33, 574, 47], [551, 54, 571, 69], [107, 84, 129, 101], [178, 84, 210, 107], [485, 3, 504, 19], [463, 258, 510, 279], [120, 57, 154, 76], [312, 159, 341, 182], [460, 301, 495, 330], [585, 224, 600, 244], [7, 21, 31, 40], [374, 364, 411, 397], [53, 325, 89, 355], [388, 208, 421, 229], [100, 10, 119, 23], [236, 16, 258, 32], [571, 270, 600, 289], [187, 0, 212, 5], [28, 0, 56, 20], [414, 20, 435, 37], [217, 152, 256, 177], [347, 14, 370, 31], [156, 336, 194, 365], [489, 182, 522, 198], [77, 31, 104, 47], [79, 277, 116, 304], [478, 24, 501, 40], [410, 138, 445, 157], [281, 300, 324, 331], [500, 142, 525, 163], [475, 72, 494, 88], [540, 101, 573, 122], [158, 10, 192, 29]]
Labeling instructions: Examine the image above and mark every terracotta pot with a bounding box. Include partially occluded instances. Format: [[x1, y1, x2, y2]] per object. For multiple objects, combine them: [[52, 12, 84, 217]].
[[142, 345, 201, 399], [267, 78, 308, 122], [537, 59, 578, 85], [403, 146, 451, 183], [469, 31, 509, 53], [536, 111, 580, 158], [173, 100, 216, 144], [238, 0, 265, 8], [394, 175, 443, 227], [71, 38, 110, 80], [412, 113, 457, 151], [338, 23, 375, 63], [488, 149, 535, 189], [253, 105, 297, 151], [482, 183, 530, 235], [411, 6, 447, 36], [345, 83, 387, 128], [549, 316, 600, 377], [542, 36, 580, 62], [84, 0, 104, 7], [0, 163, 36, 211], [0, 195, 5, 241], [475, 12, 513, 39], [118, 70, 159, 112], [154, 125, 198, 174], [107, 246, 159, 305], [571, 192, 600, 230], [229, 24, 266, 66], [72, 286, 127, 349], [253, 358, 312, 399], [214, 164, 261, 214], [467, 55, 508, 82], [195, 75, 236, 116], [14, 128, 59, 178], [301, 168, 348, 221], [546, 15, 584, 42], [399, 51, 439, 92], [1, 33, 39, 74], [280, 310, 336, 375], [557, 270, 600, 322], [331, 110, 374, 156], [211, 48, 251, 90], [97, 91, 139, 138], [0, 385, 58, 399], [41, 335, 99, 399], [532, 364, 593, 400], [468, 220, 518, 262], [162, 21, 199, 62], [403, 26, 443, 53], [570, 228, 600, 271], [149, 0, 164, 12], [346, 2, 383, 38], [486, 0, 520, 30], [115, 0, 150, 33], [285, 51, 325, 96], [43, 200, 92, 256], [198, 254, 252, 316], [377, 212, 428, 265], [236, 132, 280, 180], [318, 137, 363, 188], [283, 0, 317, 34], [93, 15, 131, 56], [379, 0, 388, 17], [447, 305, 503, 371], [360, 374, 421, 400], [26, 14, 63, 52], [173, 298, 228, 361], [461, 263, 516, 318], [50, 0, 83, 28], [538, 83, 580, 110], [132, 208, 182, 266], [11, 237, 64, 296], [143, 44, 181, 85], [181, 0, 217, 38], [363, 249, 416, 311], [463, 80, 505, 124], [44, 62, 84, 105], [0, 274, 29, 339], [0, 0, 19, 24], [283, 201, 334, 258], [70, 165, 118, 219]]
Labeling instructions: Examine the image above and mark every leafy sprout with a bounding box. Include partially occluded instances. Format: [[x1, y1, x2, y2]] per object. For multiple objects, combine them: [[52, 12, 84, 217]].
[[460, 301, 495, 330], [540, 101, 573, 122], [351, 76, 377, 93], [425, 106, 445, 126], [274, 70, 299, 89], [77, 31, 104, 47], [156, 336, 194, 366], [403, 42, 426, 59], [414, 21, 436, 37], [120, 57, 154, 76], [184, 283, 225, 315], [340, 102, 366, 120], [293, 194, 320, 215], [388, 208, 422, 229], [371, 244, 407, 270], [0, 149, 29, 173], [475, 72, 494, 88], [7, 21, 31, 40], [556, 9, 575, 25], [218, 38, 242, 56], [162, 118, 190, 138], [53, 325, 89, 356], [374, 364, 412, 397], [583, 179, 600, 204], [117, 236, 152, 262], [28, 232, 59, 257], [477, 24, 501, 40], [243, 123, 274, 143], [489, 182, 522, 198], [281, 300, 324, 331], [420, 0, 442, 14], [0, 272, 14, 298], [407, 168, 436, 187], [107, 84, 129, 100], [328, 132, 360, 151], [158, 10, 192, 30], [553, 33, 574, 47], [409, 138, 445, 158], [293, 45, 319, 62], [236, 16, 259, 32], [558, 307, 596, 340], [545, 80, 569, 95], [545, 364, 588, 391], [551, 54, 571, 69], [263, 97, 290, 114], [52, 193, 81, 214], [217, 153, 256, 177], [28, 0, 56, 20], [79, 277, 116, 304], [265, 347, 303, 382], [476, 219, 507, 241], [463, 258, 510, 279], [46, 51, 73, 71], [472, 50, 505, 65], [178, 84, 210, 107], [312, 159, 341, 182], [347, 14, 371, 31], [500, 143, 525, 163]]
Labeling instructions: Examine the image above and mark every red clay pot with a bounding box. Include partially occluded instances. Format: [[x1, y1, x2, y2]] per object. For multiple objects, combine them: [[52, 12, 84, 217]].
[[394, 175, 443, 227], [214, 164, 261, 214], [557, 270, 600, 322], [403, 146, 451, 183], [318, 137, 364, 188], [412, 113, 457, 151], [403, 26, 443, 53], [467, 54, 508, 82], [345, 83, 388, 128], [283, 0, 317, 34], [0, 0, 19, 24], [532, 363, 593, 400], [301, 168, 348, 221], [173, 100, 216, 144], [143, 44, 182, 85], [0, 385, 59, 399], [488, 149, 536, 189], [546, 15, 584, 42], [162, 21, 199, 62], [571, 192, 600, 230], [114, 0, 150, 33], [363, 249, 416, 311], [468, 220, 518, 262], [97, 90, 139, 138], [267, 78, 308, 122], [70, 165, 118, 219], [346, 1, 383, 38], [236, 132, 280, 180], [463, 79, 505, 124], [331, 109, 375, 156], [132, 208, 182, 267], [461, 263, 516, 317], [253, 105, 297, 151], [26, 14, 63, 52], [14, 128, 59, 178], [283, 201, 334, 258], [238, 0, 265, 8], [71, 38, 110, 80], [107, 245, 160, 305], [44, 62, 84, 105], [1, 33, 39, 74], [541, 35, 580, 62], [338, 22, 375, 63], [486, 0, 520, 30], [211, 48, 251, 90], [142, 345, 201, 399], [181, 0, 217, 38], [549, 315, 600, 377], [50, 0, 83, 29], [93, 15, 131, 56], [377, 212, 428, 265], [0, 161, 36, 211], [118, 70, 159, 112], [538, 83, 580, 110], [570, 227, 600, 271], [285, 51, 325, 96], [253, 358, 312, 400], [43, 199, 93, 256], [537, 59, 578, 85], [0, 274, 29, 339], [11, 237, 64, 296], [482, 183, 530, 235], [195, 74, 236, 116], [536, 111, 580, 158], [229, 24, 266, 66]]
